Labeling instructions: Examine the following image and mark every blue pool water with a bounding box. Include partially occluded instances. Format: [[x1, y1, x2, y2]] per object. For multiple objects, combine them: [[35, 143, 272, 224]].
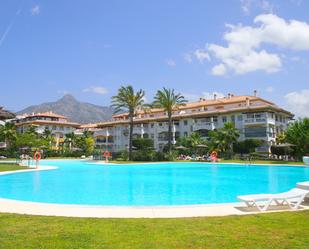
[[0, 160, 308, 206]]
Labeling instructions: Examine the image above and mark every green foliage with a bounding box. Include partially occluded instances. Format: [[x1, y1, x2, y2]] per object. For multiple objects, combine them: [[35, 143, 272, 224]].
[[233, 139, 263, 154], [270, 146, 290, 156], [0, 122, 17, 149], [176, 132, 208, 155], [131, 138, 156, 161], [120, 150, 129, 161], [209, 122, 240, 158], [285, 118, 309, 158], [151, 88, 187, 152], [111, 85, 145, 160], [132, 138, 154, 150]]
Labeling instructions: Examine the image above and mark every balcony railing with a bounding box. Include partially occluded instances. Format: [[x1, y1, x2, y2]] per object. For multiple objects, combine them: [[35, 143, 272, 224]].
[[193, 122, 216, 131], [244, 118, 267, 124]]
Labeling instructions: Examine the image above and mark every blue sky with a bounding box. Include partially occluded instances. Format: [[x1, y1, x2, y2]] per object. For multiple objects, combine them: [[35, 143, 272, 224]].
[[1, 0, 309, 117]]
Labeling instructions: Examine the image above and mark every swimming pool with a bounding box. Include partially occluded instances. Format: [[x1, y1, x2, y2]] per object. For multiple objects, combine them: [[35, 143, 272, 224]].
[[0, 160, 308, 206]]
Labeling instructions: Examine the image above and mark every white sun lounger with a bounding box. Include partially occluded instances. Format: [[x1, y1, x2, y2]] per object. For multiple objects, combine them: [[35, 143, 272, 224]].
[[237, 193, 273, 211], [271, 188, 309, 210], [238, 188, 309, 211]]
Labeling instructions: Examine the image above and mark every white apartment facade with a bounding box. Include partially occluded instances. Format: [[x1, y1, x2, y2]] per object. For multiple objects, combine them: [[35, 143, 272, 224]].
[[84, 93, 293, 153], [14, 112, 80, 149]]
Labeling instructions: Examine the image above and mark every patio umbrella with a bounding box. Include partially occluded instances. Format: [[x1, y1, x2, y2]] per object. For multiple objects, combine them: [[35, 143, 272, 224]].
[[273, 143, 296, 156], [0, 107, 15, 120], [175, 145, 187, 150], [273, 143, 295, 147], [196, 144, 208, 148], [72, 147, 83, 152], [19, 146, 30, 151]]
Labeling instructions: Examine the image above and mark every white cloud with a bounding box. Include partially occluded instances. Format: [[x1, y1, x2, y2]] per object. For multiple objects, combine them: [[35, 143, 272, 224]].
[[183, 53, 193, 63], [0, 23, 13, 48], [166, 59, 176, 67], [240, 0, 274, 15], [265, 86, 274, 93], [83, 86, 108, 95], [206, 14, 309, 76], [211, 64, 227, 76], [183, 91, 225, 102], [285, 89, 309, 117], [194, 49, 210, 63], [30, 5, 40, 15], [202, 91, 225, 100]]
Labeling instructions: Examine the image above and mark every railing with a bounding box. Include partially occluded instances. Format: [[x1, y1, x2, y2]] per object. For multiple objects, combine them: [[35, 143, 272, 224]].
[[193, 122, 215, 131], [244, 118, 267, 124]]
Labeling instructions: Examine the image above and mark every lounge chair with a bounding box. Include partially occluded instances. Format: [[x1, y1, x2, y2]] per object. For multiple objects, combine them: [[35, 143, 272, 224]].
[[238, 188, 309, 211], [237, 193, 273, 211], [271, 188, 309, 210]]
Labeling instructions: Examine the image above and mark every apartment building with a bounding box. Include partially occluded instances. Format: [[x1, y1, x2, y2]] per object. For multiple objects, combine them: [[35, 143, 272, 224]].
[[14, 112, 80, 148], [85, 93, 293, 153]]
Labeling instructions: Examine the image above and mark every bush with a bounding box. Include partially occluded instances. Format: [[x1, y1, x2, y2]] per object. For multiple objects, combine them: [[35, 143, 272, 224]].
[[132, 150, 156, 161], [233, 139, 263, 155]]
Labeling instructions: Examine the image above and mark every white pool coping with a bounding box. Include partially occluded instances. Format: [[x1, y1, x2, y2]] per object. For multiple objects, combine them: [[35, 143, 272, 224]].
[[0, 163, 308, 218]]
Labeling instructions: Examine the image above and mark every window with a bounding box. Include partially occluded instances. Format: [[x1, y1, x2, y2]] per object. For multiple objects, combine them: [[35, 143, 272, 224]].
[[231, 115, 235, 122], [213, 116, 218, 123], [244, 127, 267, 138], [184, 131, 188, 137], [183, 120, 188, 126], [237, 115, 243, 121], [222, 116, 227, 123], [150, 123, 154, 128]]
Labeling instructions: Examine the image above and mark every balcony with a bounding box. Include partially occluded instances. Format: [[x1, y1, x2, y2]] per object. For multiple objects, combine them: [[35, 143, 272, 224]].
[[244, 118, 267, 124], [193, 122, 215, 131]]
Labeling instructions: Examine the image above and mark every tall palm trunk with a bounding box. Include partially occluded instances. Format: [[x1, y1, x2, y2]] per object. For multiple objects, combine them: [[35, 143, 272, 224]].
[[129, 114, 134, 160], [167, 113, 172, 152]]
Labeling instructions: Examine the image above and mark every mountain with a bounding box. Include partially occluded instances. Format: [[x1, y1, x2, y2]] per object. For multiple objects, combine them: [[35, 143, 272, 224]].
[[17, 94, 114, 124]]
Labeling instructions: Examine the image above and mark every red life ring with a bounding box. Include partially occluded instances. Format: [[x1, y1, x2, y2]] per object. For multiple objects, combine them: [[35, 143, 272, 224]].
[[103, 150, 111, 158], [33, 151, 41, 161]]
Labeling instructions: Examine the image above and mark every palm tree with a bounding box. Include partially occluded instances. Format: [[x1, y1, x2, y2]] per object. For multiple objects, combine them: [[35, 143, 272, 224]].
[[152, 88, 187, 152], [221, 122, 240, 154], [209, 122, 239, 157], [65, 132, 76, 151], [112, 85, 145, 160], [42, 127, 52, 139], [0, 122, 17, 149]]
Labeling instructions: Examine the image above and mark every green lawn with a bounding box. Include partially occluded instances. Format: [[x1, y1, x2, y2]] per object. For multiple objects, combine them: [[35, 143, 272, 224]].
[[0, 211, 308, 249], [0, 163, 29, 172]]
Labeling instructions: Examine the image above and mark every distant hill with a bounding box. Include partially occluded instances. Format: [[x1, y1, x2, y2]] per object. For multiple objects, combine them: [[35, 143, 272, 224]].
[[17, 94, 114, 124]]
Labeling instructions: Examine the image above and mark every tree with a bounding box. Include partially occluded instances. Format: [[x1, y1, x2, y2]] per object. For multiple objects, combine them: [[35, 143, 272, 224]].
[[65, 132, 76, 151], [151, 88, 187, 152], [84, 137, 94, 155], [112, 85, 145, 160], [26, 125, 38, 136], [285, 118, 309, 159], [233, 139, 263, 155], [42, 127, 52, 140], [0, 122, 17, 149], [209, 122, 240, 157]]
